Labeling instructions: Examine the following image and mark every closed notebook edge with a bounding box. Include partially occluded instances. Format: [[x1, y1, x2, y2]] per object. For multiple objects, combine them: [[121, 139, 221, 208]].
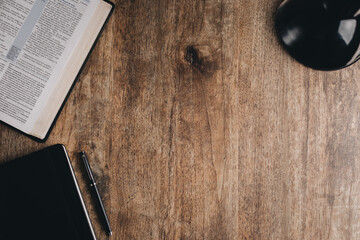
[[60, 144, 97, 240]]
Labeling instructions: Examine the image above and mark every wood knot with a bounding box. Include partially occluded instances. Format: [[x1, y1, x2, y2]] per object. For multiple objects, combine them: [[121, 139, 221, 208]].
[[184, 45, 219, 76], [185, 46, 200, 65]]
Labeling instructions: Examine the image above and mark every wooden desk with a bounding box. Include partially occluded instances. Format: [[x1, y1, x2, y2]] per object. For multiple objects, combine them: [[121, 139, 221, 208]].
[[1, 0, 360, 239]]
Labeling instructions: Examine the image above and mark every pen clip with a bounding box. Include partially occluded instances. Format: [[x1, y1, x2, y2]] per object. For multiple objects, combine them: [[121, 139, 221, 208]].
[[81, 151, 95, 182]]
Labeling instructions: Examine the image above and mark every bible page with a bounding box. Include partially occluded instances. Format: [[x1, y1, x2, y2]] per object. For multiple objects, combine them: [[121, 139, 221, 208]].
[[0, 0, 99, 135]]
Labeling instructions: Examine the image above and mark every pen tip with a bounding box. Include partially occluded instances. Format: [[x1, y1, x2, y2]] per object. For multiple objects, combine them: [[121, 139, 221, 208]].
[[109, 231, 113, 236]]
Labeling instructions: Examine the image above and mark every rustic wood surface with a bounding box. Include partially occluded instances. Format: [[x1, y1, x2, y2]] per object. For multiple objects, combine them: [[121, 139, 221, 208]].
[[1, 0, 360, 239]]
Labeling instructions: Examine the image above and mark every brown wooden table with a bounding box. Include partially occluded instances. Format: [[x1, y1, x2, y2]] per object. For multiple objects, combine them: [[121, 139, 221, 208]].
[[1, 0, 360, 239]]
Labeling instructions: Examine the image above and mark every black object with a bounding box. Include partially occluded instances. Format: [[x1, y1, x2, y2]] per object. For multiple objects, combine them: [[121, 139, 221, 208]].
[[80, 151, 112, 236], [0, 145, 96, 240], [275, 0, 360, 70]]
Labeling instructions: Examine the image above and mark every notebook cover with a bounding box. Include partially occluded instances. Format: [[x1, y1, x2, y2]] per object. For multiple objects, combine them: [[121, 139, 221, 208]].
[[0, 144, 97, 240]]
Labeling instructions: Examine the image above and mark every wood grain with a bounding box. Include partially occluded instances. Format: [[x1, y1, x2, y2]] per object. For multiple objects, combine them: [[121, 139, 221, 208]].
[[1, 0, 360, 239]]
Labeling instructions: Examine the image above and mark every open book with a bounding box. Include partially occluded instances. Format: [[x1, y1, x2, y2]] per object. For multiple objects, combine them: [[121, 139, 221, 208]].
[[0, 0, 114, 142]]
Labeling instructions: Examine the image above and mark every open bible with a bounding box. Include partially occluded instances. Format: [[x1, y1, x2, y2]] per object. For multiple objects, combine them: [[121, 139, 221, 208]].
[[0, 0, 114, 142]]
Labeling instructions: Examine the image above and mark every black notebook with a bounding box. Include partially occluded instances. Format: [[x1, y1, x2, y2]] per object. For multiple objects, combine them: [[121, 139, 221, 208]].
[[0, 0, 114, 142], [0, 145, 96, 240]]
